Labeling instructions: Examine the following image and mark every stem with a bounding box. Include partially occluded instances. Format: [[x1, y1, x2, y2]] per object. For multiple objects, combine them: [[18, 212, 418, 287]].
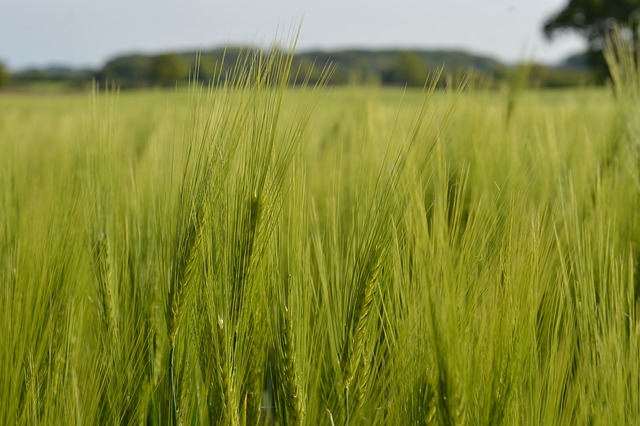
[[345, 387, 349, 426], [170, 346, 178, 426]]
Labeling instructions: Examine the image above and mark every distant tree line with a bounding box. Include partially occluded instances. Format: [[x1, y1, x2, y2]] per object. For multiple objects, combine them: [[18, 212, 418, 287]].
[[0, 62, 10, 88], [5, 1, 639, 92], [2, 48, 597, 92]]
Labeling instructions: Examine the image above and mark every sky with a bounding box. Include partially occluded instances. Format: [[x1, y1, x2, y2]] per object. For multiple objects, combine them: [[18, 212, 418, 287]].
[[0, 0, 586, 71]]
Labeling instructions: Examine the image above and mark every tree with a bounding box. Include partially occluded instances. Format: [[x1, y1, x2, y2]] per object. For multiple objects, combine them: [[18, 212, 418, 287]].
[[381, 52, 429, 87], [150, 54, 189, 87], [543, 0, 640, 76], [0, 62, 10, 89], [290, 57, 322, 85], [99, 55, 153, 88], [194, 56, 220, 83]]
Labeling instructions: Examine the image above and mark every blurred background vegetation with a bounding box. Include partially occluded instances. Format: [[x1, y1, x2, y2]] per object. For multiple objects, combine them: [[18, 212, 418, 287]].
[[0, 47, 598, 91], [0, 0, 638, 91]]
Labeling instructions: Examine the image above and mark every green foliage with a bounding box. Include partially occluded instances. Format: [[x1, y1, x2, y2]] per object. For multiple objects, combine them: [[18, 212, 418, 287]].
[[1, 40, 640, 425], [90, 48, 511, 89], [544, 0, 640, 76], [382, 51, 429, 86], [290, 57, 323, 85], [99, 54, 153, 88], [150, 53, 189, 87], [544, 0, 640, 42], [0, 62, 9, 88], [11, 48, 597, 90]]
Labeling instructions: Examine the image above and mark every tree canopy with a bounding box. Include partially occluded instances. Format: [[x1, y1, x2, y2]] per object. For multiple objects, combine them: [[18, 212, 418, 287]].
[[382, 52, 429, 87], [150, 54, 189, 87], [544, 0, 640, 74], [0, 62, 9, 88]]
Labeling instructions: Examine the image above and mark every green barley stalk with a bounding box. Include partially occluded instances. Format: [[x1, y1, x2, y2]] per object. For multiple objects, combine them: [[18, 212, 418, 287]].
[[92, 232, 119, 346], [337, 246, 383, 424], [275, 305, 305, 425], [215, 316, 240, 426], [166, 204, 207, 346], [20, 351, 37, 424], [341, 252, 381, 392], [166, 202, 207, 424], [230, 192, 262, 325]]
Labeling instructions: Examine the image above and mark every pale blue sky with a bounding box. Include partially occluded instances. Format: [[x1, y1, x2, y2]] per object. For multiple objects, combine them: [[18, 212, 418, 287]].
[[0, 0, 585, 70]]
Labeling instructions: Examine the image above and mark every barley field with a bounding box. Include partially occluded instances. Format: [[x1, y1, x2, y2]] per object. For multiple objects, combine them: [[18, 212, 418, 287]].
[[1, 45, 639, 425]]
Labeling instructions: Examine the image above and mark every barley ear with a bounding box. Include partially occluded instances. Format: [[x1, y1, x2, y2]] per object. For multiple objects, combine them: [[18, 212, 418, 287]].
[[167, 204, 207, 346], [231, 192, 263, 322], [277, 306, 305, 425], [92, 232, 119, 345], [166, 204, 207, 425], [425, 380, 437, 425], [215, 316, 240, 426], [451, 372, 465, 426], [342, 252, 381, 391]]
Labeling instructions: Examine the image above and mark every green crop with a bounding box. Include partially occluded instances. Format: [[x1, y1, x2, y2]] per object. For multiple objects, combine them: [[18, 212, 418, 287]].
[[1, 34, 639, 425]]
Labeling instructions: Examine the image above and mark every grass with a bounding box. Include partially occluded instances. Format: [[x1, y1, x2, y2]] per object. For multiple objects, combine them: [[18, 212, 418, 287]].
[[1, 37, 639, 425]]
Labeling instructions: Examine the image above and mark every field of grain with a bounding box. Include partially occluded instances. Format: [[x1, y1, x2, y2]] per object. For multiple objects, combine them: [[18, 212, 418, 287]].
[[1, 47, 639, 425]]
